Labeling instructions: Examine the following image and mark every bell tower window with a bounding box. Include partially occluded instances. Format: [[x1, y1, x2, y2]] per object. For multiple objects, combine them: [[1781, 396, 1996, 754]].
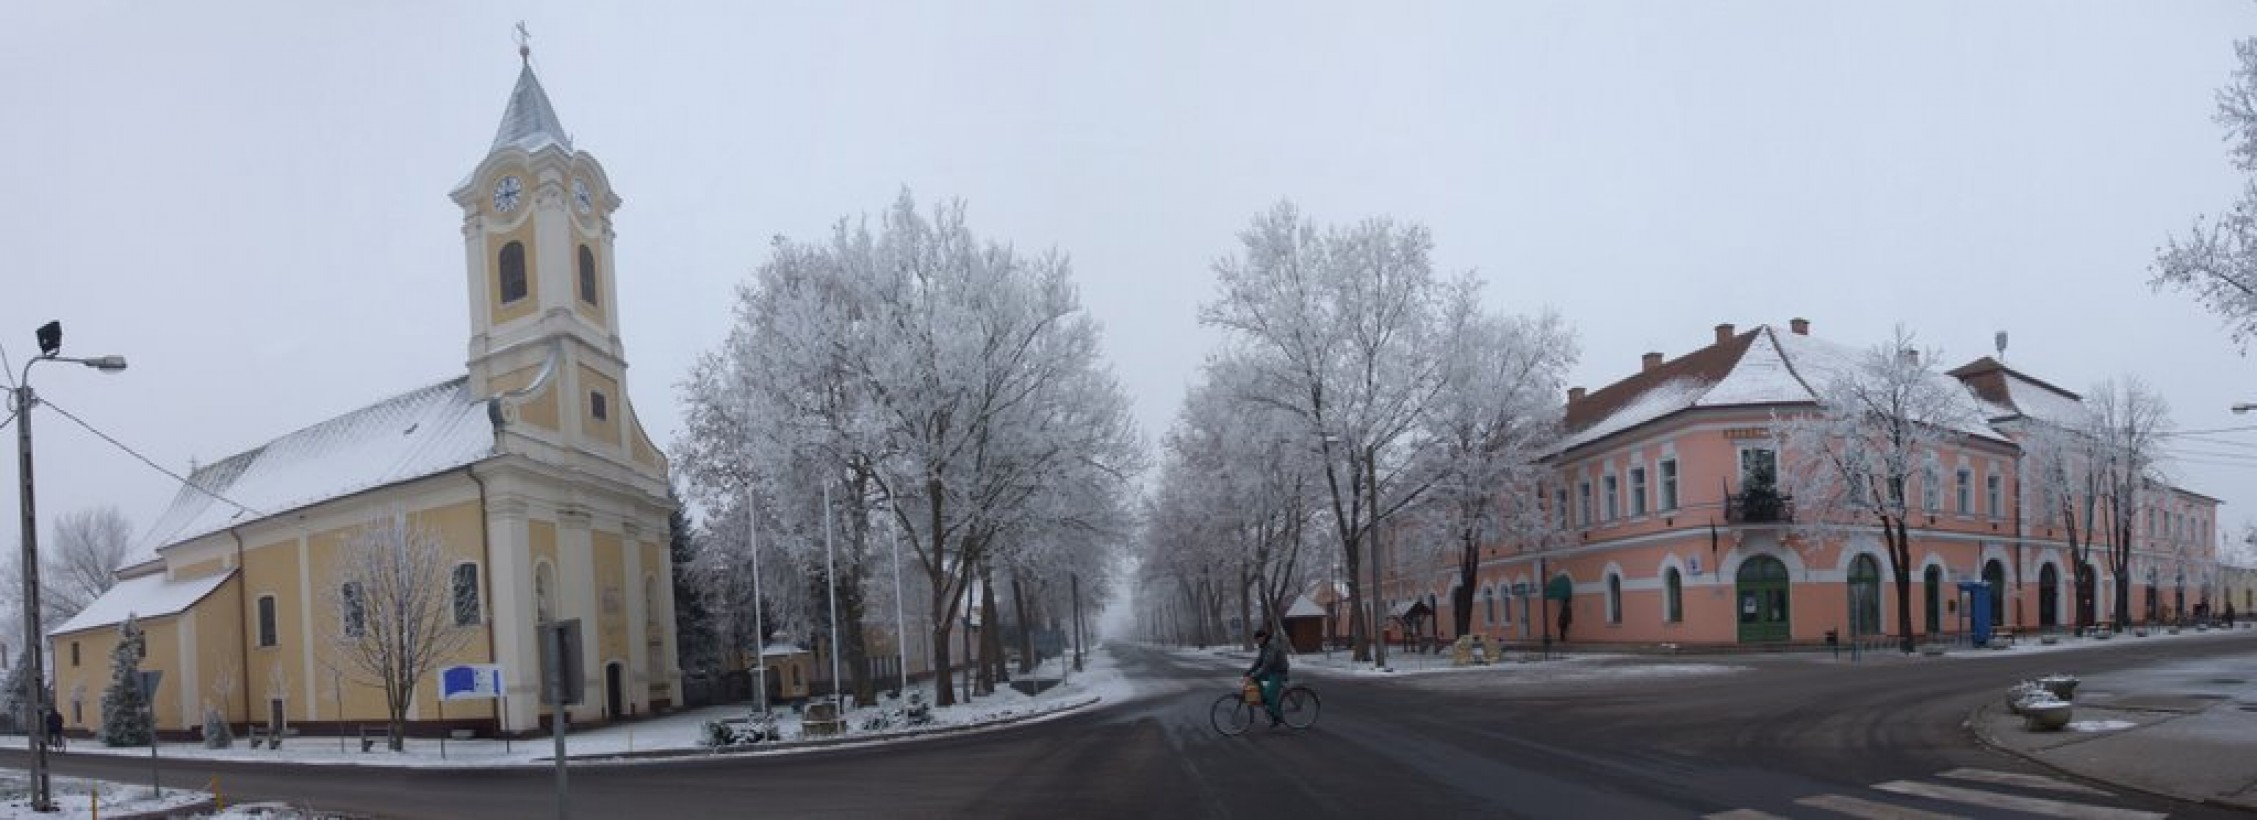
[[499, 241, 529, 304], [591, 391, 609, 421], [578, 245, 599, 306]]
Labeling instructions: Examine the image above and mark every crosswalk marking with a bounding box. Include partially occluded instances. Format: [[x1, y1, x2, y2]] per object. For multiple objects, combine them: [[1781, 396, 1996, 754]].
[[1937, 767, 2113, 797], [1872, 780, 2167, 820], [1702, 810, 1783, 820], [1797, 793, 1966, 819]]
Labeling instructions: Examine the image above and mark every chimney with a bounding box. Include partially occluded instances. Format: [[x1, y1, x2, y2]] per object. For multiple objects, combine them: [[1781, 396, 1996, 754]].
[[1714, 323, 1735, 345], [1567, 386, 1586, 404], [1790, 317, 1809, 336], [1641, 352, 1663, 372]]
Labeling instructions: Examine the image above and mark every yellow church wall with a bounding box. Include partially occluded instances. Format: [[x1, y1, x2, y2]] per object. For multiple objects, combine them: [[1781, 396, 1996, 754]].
[[579, 365, 622, 449], [193, 573, 247, 726], [175, 557, 226, 578], [629, 408, 665, 472], [239, 534, 304, 721], [594, 530, 626, 665], [491, 362, 560, 431], [55, 627, 118, 731]]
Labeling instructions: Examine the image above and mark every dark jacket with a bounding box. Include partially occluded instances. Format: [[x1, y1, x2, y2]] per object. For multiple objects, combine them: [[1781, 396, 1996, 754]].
[[1246, 637, 1290, 678]]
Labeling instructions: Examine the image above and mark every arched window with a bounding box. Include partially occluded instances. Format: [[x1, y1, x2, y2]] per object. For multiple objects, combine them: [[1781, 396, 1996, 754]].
[[453, 563, 482, 626], [535, 561, 557, 623], [577, 244, 599, 305], [499, 241, 528, 303], [1983, 560, 2007, 627], [1605, 573, 1622, 624], [1848, 554, 1881, 636], [1483, 587, 1496, 626], [1924, 564, 1943, 634], [341, 581, 366, 638], [1664, 567, 1683, 623]]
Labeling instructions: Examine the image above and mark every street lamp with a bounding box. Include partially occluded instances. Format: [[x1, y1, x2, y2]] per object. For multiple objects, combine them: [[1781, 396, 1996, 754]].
[[15, 320, 126, 813], [2234, 403, 2257, 415]]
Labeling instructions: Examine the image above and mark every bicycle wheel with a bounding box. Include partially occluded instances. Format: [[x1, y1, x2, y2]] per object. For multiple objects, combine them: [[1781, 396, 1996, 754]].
[[1210, 693, 1252, 736], [1279, 686, 1320, 729]]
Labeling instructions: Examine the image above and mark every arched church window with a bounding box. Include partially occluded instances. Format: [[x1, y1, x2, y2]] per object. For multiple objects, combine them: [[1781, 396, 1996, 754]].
[[578, 245, 599, 306], [500, 241, 528, 303]]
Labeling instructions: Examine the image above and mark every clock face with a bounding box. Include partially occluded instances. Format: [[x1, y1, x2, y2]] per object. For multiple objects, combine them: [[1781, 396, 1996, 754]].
[[573, 179, 593, 214], [493, 176, 523, 213]]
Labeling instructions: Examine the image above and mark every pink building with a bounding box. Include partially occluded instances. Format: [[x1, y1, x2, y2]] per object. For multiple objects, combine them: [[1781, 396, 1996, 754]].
[[1384, 321, 2221, 650]]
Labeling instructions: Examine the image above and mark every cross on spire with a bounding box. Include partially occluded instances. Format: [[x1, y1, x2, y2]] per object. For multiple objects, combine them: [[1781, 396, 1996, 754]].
[[515, 21, 531, 62]]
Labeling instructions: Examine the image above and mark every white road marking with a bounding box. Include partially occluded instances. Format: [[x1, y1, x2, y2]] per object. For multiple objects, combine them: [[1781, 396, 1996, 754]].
[[1798, 793, 1966, 819], [1872, 780, 2166, 820], [1703, 810, 1784, 820], [1937, 767, 2114, 797]]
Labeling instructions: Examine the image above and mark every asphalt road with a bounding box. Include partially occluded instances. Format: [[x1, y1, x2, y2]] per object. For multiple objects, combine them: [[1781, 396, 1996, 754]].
[[7, 638, 2250, 818]]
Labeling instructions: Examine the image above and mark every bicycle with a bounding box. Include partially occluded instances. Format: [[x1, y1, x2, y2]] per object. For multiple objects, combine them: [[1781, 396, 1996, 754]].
[[1210, 678, 1320, 736]]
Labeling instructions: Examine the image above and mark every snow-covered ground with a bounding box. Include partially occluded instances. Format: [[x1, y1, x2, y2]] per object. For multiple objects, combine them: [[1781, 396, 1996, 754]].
[[0, 648, 1135, 776], [0, 769, 212, 819]]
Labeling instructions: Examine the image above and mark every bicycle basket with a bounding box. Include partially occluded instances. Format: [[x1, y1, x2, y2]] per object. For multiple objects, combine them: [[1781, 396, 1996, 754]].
[[1242, 682, 1262, 704]]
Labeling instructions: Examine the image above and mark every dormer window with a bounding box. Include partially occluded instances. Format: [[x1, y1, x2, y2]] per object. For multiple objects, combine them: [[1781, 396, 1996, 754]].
[[499, 241, 528, 303], [578, 245, 599, 306]]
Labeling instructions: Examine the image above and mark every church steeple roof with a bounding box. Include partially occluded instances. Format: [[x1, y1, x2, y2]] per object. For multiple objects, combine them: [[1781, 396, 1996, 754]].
[[490, 59, 571, 155]]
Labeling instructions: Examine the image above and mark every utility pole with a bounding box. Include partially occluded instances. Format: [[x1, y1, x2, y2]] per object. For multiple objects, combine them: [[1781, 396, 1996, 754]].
[[16, 379, 52, 812]]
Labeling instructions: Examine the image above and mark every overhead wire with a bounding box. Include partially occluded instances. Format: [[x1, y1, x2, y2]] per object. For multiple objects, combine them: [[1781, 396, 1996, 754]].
[[37, 398, 268, 519]]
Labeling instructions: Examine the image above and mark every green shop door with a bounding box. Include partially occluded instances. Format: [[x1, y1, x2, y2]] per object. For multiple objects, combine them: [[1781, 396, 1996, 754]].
[[1737, 555, 1791, 643]]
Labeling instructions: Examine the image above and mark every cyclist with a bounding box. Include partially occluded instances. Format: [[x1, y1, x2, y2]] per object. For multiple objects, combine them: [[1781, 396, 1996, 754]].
[[1243, 628, 1291, 727]]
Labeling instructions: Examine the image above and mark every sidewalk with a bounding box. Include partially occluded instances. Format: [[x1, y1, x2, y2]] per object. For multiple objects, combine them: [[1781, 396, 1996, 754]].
[[1970, 627, 2257, 811]]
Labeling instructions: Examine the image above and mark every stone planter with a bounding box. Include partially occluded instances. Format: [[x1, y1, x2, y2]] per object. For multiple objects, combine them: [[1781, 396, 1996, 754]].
[[2022, 699, 2073, 731], [2040, 635, 2059, 646], [2036, 675, 2078, 701], [1920, 644, 1947, 657], [2167, 627, 2181, 635], [2134, 628, 2149, 637], [2006, 682, 2045, 714]]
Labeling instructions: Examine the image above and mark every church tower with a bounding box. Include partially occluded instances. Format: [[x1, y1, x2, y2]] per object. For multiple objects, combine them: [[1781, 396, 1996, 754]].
[[451, 43, 664, 480]]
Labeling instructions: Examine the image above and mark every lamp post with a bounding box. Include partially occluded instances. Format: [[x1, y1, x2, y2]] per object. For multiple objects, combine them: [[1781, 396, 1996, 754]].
[[744, 491, 766, 714], [14, 320, 127, 813], [819, 474, 841, 706]]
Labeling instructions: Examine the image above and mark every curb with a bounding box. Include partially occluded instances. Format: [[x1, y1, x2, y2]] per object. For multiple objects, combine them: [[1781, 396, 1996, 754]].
[[564, 693, 1107, 764], [1964, 701, 2257, 813]]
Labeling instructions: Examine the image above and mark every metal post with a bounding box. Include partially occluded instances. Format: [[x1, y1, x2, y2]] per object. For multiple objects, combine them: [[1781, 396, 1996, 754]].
[[821, 477, 841, 708], [16, 383, 52, 812], [889, 523, 907, 695], [747, 494, 766, 714], [551, 625, 568, 820], [1071, 573, 1084, 673]]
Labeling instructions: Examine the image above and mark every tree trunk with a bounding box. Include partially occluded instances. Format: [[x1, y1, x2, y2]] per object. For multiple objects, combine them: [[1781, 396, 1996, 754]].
[[1890, 516, 1916, 654], [978, 562, 1001, 694], [1012, 573, 1037, 675], [1452, 526, 1477, 636]]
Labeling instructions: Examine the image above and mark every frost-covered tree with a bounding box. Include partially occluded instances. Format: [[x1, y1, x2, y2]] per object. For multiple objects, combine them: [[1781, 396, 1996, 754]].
[[2087, 379, 2173, 629], [323, 514, 476, 750], [675, 192, 1139, 706], [0, 650, 36, 734], [1199, 202, 1466, 662], [2153, 37, 2257, 348], [0, 506, 133, 626], [2019, 415, 2108, 631], [1414, 291, 1575, 637], [99, 615, 151, 747], [668, 499, 721, 678], [1773, 326, 1981, 653]]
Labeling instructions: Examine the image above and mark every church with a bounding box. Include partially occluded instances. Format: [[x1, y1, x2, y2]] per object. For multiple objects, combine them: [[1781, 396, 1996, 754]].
[[49, 48, 679, 738]]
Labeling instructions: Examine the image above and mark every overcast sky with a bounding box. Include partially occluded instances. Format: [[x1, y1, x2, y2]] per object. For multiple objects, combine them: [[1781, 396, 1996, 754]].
[[7, 2, 2257, 564]]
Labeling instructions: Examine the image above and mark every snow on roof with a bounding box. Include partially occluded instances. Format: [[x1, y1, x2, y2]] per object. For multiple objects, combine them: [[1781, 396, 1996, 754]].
[[1283, 594, 1324, 619], [52, 569, 235, 636], [1554, 377, 1712, 452], [491, 62, 571, 154], [1556, 326, 2006, 455], [126, 377, 494, 569], [2003, 375, 2090, 428]]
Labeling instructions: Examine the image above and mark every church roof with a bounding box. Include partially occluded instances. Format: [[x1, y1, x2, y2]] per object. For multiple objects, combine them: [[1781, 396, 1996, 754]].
[[124, 377, 495, 571], [52, 569, 235, 636], [490, 62, 571, 155]]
